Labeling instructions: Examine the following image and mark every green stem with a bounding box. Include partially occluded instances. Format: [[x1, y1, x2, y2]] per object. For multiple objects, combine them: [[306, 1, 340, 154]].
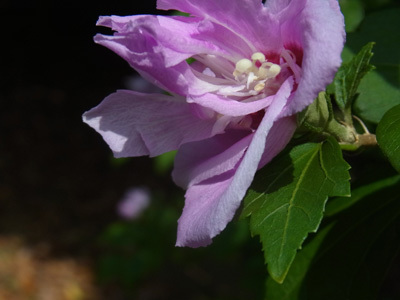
[[340, 133, 377, 151]]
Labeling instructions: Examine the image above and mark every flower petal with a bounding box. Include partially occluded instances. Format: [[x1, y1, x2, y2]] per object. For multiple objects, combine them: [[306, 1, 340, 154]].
[[258, 115, 297, 168], [281, 0, 345, 115], [172, 129, 252, 189], [94, 31, 199, 96], [176, 170, 236, 247], [95, 15, 254, 96], [83, 90, 216, 157], [96, 15, 239, 66], [176, 78, 294, 247], [157, 0, 283, 54], [188, 92, 274, 117], [264, 0, 305, 16]]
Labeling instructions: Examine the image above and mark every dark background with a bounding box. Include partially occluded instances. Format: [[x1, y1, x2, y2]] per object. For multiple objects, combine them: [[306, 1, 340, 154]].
[[2, 0, 171, 297], [1, 2, 266, 299], [1, 0, 161, 255]]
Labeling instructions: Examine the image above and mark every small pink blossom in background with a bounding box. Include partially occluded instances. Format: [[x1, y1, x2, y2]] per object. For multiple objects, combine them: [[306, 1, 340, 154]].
[[117, 188, 151, 220], [84, 0, 345, 247]]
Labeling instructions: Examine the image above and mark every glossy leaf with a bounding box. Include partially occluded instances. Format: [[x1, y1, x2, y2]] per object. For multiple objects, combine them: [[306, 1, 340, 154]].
[[377, 104, 400, 172], [264, 225, 332, 300], [242, 137, 350, 283], [265, 175, 400, 300]]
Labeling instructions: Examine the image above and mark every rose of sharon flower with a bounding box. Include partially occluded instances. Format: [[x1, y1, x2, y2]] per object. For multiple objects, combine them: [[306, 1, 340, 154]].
[[83, 0, 345, 247]]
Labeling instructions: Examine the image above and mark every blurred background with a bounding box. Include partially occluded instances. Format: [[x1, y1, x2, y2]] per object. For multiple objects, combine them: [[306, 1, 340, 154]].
[[1, 1, 266, 299], [1, 0, 399, 299]]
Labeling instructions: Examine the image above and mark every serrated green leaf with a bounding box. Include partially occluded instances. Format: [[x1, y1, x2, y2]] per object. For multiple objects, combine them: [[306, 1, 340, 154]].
[[265, 175, 400, 300], [328, 42, 375, 112], [265, 225, 332, 300], [376, 104, 400, 173], [242, 137, 350, 283], [346, 9, 400, 123]]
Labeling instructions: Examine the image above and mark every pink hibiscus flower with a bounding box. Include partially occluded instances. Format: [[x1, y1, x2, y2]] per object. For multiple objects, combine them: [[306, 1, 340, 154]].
[[83, 0, 345, 247]]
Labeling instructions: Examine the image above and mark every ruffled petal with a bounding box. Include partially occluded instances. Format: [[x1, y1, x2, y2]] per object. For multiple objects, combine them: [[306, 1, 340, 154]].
[[264, 0, 293, 13], [82, 90, 216, 157], [280, 0, 345, 115], [172, 129, 252, 189], [258, 115, 297, 168], [176, 77, 293, 247], [176, 170, 236, 247], [265, 0, 306, 18], [96, 15, 241, 66], [157, 0, 283, 54], [94, 32, 196, 96], [95, 14, 256, 96], [188, 92, 274, 117]]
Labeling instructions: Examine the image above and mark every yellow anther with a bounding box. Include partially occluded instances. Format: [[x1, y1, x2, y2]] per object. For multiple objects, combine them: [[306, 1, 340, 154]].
[[235, 58, 253, 73], [251, 52, 266, 62], [233, 54, 281, 94], [268, 64, 281, 77], [257, 67, 268, 78], [254, 82, 265, 92]]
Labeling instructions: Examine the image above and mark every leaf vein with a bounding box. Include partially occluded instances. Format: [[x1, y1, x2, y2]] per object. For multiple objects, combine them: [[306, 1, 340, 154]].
[[278, 145, 321, 261]]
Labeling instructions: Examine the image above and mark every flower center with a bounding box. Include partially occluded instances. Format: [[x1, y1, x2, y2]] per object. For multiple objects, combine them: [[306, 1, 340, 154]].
[[233, 52, 281, 93]]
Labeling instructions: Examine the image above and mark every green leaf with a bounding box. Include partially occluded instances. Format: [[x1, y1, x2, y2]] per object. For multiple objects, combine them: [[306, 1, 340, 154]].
[[328, 42, 375, 112], [354, 66, 400, 123], [265, 175, 400, 300], [346, 9, 400, 123], [171, 10, 190, 17], [265, 225, 332, 300], [242, 137, 350, 283], [376, 104, 400, 172], [325, 175, 400, 216], [297, 92, 331, 133]]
